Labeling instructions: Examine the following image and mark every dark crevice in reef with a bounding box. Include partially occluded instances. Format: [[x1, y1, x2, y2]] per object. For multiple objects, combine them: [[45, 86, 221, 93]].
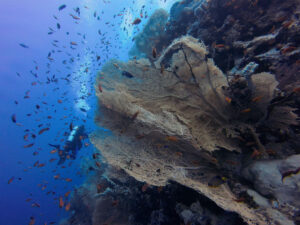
[[66, 167, 246, 225]]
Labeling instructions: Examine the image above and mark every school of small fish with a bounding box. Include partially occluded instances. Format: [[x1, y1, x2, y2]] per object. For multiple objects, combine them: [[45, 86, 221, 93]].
[[10, 1, 154, 224]]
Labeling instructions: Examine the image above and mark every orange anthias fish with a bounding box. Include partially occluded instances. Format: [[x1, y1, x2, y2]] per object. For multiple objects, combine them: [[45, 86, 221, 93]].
[[152, 47, 157, 58], [38, 163, 45, 168], [8, 176, 15, 184], [49, 158, 57, 163], [38, 127, 50, 135], [251, 149, 261, 159], [34, 161, 39, 167], [95, 162, 101, 168], [65, 178, 72, 182], [165, 136, 178, 142], [65, 191, 71, 197], [175, 152, 183, 157], [59, 196, 64, 208], [281, 46, 297, 54], [234, 197, 246, 203], [214, 44, 225, 48], [24, 143, 34, 148], [98, 84, 103, 93], [29, 216, 35, 225], [225, 97, 232, 103], [292, 87, 300, 94], [113, 63, 120, 69], [241, 108, 251, 113], [131, 111, 139, 121], [70, 14, 80, 20], [252, 96, 263, 102], [282, 20, 294, 29], [132, 18, 141, 25], [50, 149, 57, 154], [65, 202, 71, 211]]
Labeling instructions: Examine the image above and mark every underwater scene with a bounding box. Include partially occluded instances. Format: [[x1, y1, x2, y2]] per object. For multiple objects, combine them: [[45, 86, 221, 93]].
[[1, 0, 300, 224]]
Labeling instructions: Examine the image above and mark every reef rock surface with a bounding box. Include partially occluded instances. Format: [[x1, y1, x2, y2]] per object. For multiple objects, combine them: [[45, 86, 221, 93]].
[[160, 0, 300, 90]]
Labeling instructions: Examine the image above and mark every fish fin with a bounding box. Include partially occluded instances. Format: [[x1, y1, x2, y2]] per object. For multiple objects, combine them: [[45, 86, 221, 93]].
[[48, 144, 60, 149]]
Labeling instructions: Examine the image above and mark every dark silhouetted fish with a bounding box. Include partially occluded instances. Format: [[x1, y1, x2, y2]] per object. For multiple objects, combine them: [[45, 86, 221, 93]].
[[122, 71, 134, 78], [11, 114, 16, 123], [19, 43, 29, 48], [152, 47, 157, 58], [58, 4, 66, 11], [132, 18, 141, 25]]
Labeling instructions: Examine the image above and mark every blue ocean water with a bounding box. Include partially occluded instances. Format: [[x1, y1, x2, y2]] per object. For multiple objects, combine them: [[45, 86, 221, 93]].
[[0, 0, 177, 224]]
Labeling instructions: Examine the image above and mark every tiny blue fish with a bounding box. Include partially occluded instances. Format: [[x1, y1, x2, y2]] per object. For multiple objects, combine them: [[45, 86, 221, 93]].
[[19, 43, 29, 48], [58, 4, 66, 11], [80, 108, 87, 112]]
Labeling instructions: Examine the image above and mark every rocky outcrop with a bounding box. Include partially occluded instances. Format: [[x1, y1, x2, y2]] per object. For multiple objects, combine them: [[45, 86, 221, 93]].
[[243, 154, 300, 209], [66, 166, 246, 225], [162, 0, 300, 90], [91, 35, 300, 224]]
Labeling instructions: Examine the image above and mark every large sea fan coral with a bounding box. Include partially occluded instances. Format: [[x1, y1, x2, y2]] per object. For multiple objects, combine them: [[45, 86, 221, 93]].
[[91, 36, 298, 225]]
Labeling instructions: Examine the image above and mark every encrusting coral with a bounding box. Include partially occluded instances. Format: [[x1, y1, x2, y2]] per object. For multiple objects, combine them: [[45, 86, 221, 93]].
[[91, 36, 299, 225]]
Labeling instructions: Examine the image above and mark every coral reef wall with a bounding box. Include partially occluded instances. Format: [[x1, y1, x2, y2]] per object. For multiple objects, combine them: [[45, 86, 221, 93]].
[[162, 0, 300, 90], [92, 34, 300, 225], [66, 0, 300, 224], [66, 166, 246, 225]]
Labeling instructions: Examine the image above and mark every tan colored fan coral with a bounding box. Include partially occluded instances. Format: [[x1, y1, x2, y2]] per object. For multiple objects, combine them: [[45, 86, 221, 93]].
[[91, 36, 297, 225], [97, 36, 238, 153]]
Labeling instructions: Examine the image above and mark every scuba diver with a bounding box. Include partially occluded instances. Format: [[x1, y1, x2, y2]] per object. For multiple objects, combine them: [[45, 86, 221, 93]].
[[49, 125, 87, 165]]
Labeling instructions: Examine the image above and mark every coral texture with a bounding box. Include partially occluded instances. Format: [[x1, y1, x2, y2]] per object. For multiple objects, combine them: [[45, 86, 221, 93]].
[[92, 35, 299, 224]]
